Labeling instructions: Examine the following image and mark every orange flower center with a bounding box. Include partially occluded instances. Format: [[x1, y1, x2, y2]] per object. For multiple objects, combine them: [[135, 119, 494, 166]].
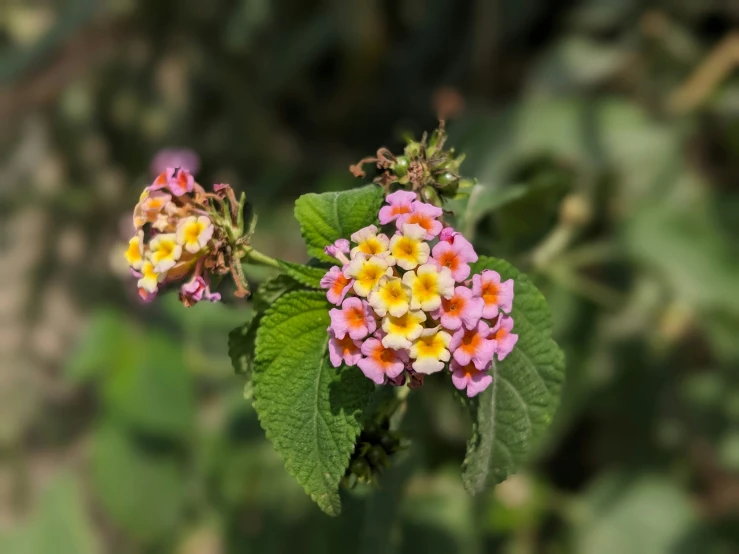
[[482, 282, 499, 305], [439, 251, 458, 270], [331, 274, 350, 295], [336, 335, 357, 355], [444, 296, 465, 316], [405, 213, 433, 234], [348, 307, 366, 328], [460, 332, 481, 353]]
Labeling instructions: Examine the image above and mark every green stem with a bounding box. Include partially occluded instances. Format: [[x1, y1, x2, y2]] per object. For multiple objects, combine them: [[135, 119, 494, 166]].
[[241, 246, 282, 270]]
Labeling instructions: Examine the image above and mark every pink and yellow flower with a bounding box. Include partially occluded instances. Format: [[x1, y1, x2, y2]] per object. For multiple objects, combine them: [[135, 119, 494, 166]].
[[396, 201, 443, 239], [149, 233, 183, 273], [134, 190, 172, 229], [350, 225, 391, 258], [368, 276, 411, 317], [179, 275, 220, 307], [472, 270, 514, 319], [402, 263, 454, 312], [325, 238, 350, 263], [357, 337, 408, 384], [329, 297, 377, 340], [328, 328, 363, 368], [389, 223, 430, 270], [150, 167, 195, 196], [491, 315, 518, 361], [124, 231, 145, 270], [449, 320, 497, 370], [431, 232, 478, 282], [409, 328, 452, 374], [450, 361, 493, 397], [344, 253, 393, 297], [379, 190, 416, 224], [381, 310, 426, 350], [321, 266, 354, 305], [433, 286, 483, 331], [176, 215, 214, 254], [137, 259, 165, 294]]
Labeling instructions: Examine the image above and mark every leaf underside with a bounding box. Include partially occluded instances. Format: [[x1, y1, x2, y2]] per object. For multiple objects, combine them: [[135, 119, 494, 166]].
[[461, 256, 565, 494]]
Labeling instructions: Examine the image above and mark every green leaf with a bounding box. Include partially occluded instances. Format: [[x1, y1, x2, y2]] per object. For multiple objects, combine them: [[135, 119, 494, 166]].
[[294, 185, 384, 261], [91, 425, 185, 543], [278, 260, 326, 289], [231, 273, 309, 380], [228, 315, 259, 376], [252, 273, 301, 313], [460, 256, 565, 494], [253, 291, 374, 515]]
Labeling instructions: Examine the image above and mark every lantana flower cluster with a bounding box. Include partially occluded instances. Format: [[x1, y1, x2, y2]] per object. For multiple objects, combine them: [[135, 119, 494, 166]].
[[124, 167, 248, 306], [321, 191, 518, 397]]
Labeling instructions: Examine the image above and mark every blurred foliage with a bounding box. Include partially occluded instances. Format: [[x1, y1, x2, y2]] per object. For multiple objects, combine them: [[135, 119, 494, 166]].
[[1, 0, 739, 552]]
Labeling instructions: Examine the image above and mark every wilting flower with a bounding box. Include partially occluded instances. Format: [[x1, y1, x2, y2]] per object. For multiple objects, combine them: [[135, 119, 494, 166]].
[[179, 275, 220, 307], [379, 190, 416, 224], [472, 270, 514, 319], [320, 266, 354, 306], [491, 314, 518, 361], [124, 164, 253, 306], [409, 328, 451, 374], [449, 321, 497, 370], [357, 337, 408, 384], [450, 360, 493, 397], [329, 297, 377, 340]]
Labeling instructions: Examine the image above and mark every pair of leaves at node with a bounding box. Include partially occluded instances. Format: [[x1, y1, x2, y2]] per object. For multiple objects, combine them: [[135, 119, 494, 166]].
[[229, 185, 565, 515]]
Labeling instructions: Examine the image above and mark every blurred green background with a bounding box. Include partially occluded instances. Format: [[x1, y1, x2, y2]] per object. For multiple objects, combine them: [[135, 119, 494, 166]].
[[1, 0, 739, 552]]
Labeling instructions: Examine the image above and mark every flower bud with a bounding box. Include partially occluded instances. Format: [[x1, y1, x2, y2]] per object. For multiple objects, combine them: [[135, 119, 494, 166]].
[[392, 156, 410, 178]]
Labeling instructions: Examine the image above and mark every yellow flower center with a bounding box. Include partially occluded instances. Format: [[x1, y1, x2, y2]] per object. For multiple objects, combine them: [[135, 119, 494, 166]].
[[416, 334, 445, 357], [185, 222, 202, 244], [359, 237, 384, 255]]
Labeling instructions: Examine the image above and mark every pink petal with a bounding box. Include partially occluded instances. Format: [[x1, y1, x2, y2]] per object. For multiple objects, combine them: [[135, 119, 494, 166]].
[[386, 190, 417, 205], [357, 357, 388, 384]]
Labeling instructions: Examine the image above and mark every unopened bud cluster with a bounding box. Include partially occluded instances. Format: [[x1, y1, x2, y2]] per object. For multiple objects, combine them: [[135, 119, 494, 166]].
[[350, 123, 474, 205]]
